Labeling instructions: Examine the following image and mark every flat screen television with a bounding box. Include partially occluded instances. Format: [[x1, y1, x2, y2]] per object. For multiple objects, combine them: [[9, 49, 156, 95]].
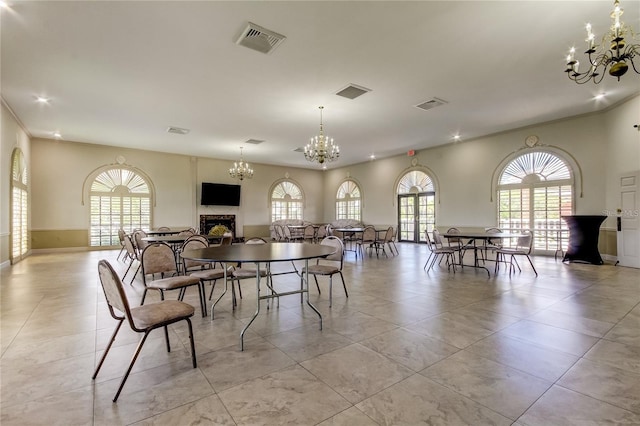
[[200, 182, 241, 206]]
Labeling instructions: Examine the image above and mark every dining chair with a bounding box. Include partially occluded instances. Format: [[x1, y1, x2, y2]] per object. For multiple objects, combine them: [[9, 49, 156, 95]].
[[157, 226, 171, 232], [302, 224, 317, 243], [132, 229, 148, 256], [494, 229, 538, 276], [445, 227, 467, 264], [356, 225, 377, 258], [479, 227, 503, 261], [139, 242, 206, 317], [302, 236, 347, 307], [93, 259, 197, 402], [373, 226, 395, 257], [424, 229, 457, 273], [122, 235, 141, 284], [230, 237, 271, 307], [389, 226, 399, 255], [117, 228, 128, 261]]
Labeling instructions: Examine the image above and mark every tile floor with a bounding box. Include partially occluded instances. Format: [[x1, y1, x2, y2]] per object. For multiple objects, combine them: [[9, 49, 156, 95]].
[[1, 243, 639, 425]]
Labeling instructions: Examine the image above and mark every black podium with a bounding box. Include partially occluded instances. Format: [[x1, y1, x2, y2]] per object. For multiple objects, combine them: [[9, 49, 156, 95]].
[[562, 215, 606, 265]]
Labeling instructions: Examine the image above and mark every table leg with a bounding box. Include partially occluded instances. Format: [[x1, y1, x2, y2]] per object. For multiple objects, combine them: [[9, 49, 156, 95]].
[[240, 262, 261, 351], [210, 262, 229, 320], [303, 258, 323, 330]]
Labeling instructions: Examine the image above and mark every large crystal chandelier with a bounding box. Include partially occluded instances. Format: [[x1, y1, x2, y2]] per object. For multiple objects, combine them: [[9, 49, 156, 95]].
[[565, 0, 639, 84], [304, 106, 340, 164], [229, 147, 253, 181]]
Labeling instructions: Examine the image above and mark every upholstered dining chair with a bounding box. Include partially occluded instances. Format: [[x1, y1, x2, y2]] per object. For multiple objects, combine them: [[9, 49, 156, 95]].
[[424, 229, 457, 273], [140, 242, 206, 317], [132, 229, 148, 256], [117, 228, 128, 261], [122, 235, 141, 284], [302, 224, 317, 243], [230, 237, 271, 307], [93, 259, 197, 402], [494, 229, 537, 276], [303, 236, 347, 307], [479, 227, 503, 261], [356, 225, 377, 258], [157, 226, 171, 232], [445, 227, 468, 264], [373, 226, 395, 257]]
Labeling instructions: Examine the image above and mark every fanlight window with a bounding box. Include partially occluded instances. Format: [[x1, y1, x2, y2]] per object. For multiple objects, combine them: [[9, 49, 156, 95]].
[[336, 180, 361, 221], [271, 181, 303, 221], [497, 151, 573, 252], [89, 168, 151, 247], [397, 170, 434, 193], [499, 152, 571, 185]]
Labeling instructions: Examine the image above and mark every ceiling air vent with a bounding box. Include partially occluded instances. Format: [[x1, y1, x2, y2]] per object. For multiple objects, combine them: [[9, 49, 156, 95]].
[[336, 84, 371, 100], [166, 126, 190, 135], [236, 22, 286, 54], [415, 97, 448, 111], [245, 139, 264, 145], [293, 147, 304, 153]]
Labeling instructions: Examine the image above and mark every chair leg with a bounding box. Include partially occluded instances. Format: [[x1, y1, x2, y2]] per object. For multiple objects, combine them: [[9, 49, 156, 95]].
[[140, 288, 148, 305], [526, 255, 538, 276], [329, 275, 333, 307], [113, 331, 151, 402], [208, 279, 218, 300], [186, 318, 197, 368], [92, 319, 124, 380], [338, 272, 348, 298], [313, 275, 321, 294]]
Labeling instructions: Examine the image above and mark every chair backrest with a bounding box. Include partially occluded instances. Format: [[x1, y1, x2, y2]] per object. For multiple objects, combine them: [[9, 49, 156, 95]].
[[178, 229, 194, 237], [118, 228, 126, 244], [304, 225, 316, 238], [157, 226, 171, 231], [361, 225, 376, 242], [425, 229, 435, 250], [486, 227, 502, 234], [432, 229, 445, 247], [124, 235, 138, 259], [517, 230, 534, 254], [320, 236, 344, 267], [383, 226, 394, 243], [316, 224, 327, 239], [245, 237, 267, 244], [141, 242, 178, 277], [185, 234, 209, 246], [133, 230, 148, 251], [446, 227, 462, 246], [181, 238, 209, 271], [98, 259, 133, 325], [220, 235, 233, 246]]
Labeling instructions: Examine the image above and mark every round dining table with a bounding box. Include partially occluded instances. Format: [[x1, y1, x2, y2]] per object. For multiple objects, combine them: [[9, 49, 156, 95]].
[[181, 242, 336, 350]]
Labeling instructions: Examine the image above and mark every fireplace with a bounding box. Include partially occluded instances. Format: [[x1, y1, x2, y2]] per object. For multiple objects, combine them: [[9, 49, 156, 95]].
[[200, 215, 236, 236]]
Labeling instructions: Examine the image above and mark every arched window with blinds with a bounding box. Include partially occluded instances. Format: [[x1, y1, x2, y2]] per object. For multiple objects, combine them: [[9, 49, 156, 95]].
[[336, 180, 361, 221], [497, 151, 574, 252], [11, 149, 28, 262], [89, 167, 152, 246], [270, 180, 303, 222]]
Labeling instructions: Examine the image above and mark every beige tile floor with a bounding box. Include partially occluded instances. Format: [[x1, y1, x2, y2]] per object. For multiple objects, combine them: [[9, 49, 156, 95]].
[[1, 243, 639, 425]]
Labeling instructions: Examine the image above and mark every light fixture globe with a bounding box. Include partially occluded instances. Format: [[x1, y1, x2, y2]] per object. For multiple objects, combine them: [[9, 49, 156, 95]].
[[303, 106, 340, 165]]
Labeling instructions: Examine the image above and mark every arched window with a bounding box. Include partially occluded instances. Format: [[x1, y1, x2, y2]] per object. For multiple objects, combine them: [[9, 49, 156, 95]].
[[270, 180, 303, 222], [336, 180, 361, 221], [89, 167, 152, 246], [497, 151, 573, 252], [397, 170, 436, 243], [11, 149, 28, 262]]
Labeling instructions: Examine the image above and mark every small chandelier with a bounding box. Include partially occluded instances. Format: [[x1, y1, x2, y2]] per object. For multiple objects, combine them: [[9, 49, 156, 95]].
[[304, 106, 340, 164], [565, 0, 639, 84], [229, 147, 253, 181]]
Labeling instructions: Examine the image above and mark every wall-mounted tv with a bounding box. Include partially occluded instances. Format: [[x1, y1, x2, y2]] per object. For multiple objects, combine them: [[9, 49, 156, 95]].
[[200, 182, 241, 206]]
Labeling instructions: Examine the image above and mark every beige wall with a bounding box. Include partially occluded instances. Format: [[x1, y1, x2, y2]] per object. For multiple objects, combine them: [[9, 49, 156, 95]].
[[2, 95, 638, 258]]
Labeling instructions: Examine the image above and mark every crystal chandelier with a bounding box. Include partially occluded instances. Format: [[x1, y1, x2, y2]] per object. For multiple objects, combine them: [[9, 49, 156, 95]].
[[229, 147, 253, 181], [565, 0, 639, 84], [304, 106, 340, 164]]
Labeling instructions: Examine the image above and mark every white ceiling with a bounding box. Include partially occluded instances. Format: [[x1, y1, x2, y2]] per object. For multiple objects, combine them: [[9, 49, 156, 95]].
[[2, 1, 639, 169]]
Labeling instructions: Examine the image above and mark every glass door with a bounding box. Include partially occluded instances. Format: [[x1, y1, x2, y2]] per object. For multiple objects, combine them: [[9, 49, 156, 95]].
[[398, 193, 434, 242]]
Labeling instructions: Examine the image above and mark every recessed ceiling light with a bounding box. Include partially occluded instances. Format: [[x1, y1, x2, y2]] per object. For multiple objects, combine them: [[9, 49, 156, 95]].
[[370, 154, 376, 160], [53, 131, 62, 139], [453, 134, 461, 141], [36, 96, 50, 104]]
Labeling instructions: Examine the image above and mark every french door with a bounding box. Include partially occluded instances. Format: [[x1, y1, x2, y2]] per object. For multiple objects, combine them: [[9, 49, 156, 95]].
[[397, 192, 434, 243]]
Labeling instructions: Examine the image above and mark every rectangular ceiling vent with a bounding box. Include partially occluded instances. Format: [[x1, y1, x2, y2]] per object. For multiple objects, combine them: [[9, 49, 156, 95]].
[[166, 126, 190, 135], [245, 139, 264, 145], [415, 97, 448, 111], [335, 84, 371, 100], [236, 22, 286, 54], [293, 147, 304, 153]]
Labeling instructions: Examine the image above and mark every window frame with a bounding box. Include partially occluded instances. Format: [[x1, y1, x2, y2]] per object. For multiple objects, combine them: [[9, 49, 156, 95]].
[[335, 179, 362, 221], [269, 179, 304, 222]]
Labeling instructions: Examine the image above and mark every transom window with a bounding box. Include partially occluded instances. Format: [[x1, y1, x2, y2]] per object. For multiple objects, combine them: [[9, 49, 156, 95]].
[[397, 170, 436, 243], [270, 180, 303, 222], [89, 167, 151, 246], [11, 149, 28, 262], [336, 180, 361, 221], [497, 151, 573, 252]]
